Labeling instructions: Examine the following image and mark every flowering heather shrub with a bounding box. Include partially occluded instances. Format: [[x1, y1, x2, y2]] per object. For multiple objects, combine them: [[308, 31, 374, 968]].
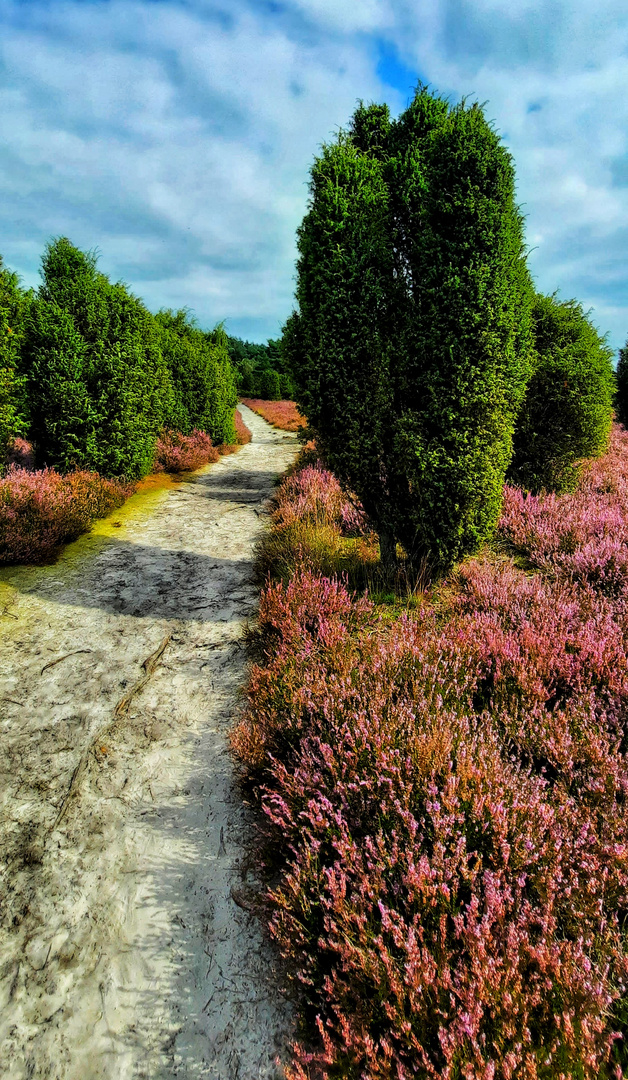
[[5, 437, 35, 471], [255, 457, 376, 585], [234, 408, 252, 445], [500, 425, 628, 594], [154, 412, 250, 472], [0, 467, 129, 563], [234, 428, 628, 1079], [153, 429, 220, 473], [273, 461, 368, 536], [235, 568, 628, 1078], [240, 397, 306, 432]]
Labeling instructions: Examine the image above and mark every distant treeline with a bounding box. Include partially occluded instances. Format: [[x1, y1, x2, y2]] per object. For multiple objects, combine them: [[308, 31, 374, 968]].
[[226, 335, 295, 400], [0, 238, 290, 480]]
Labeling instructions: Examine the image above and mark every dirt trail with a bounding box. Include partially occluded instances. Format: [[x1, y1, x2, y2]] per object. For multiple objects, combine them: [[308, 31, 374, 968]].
[[0, 404, 298, 1080]]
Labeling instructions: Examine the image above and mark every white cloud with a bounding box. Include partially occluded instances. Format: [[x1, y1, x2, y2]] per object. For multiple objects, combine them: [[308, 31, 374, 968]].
[[285, 0, 393, 33], [0, 0, 386, 337], [0, 0, 627, 347], [385, 0, 628, 349]]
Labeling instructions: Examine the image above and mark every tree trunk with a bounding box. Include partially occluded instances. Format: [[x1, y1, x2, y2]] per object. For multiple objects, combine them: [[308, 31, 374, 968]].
[[378, 528, 397, 570]]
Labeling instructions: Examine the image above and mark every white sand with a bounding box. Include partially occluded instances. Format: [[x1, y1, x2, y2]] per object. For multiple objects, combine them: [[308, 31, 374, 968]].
[[0, 404, 299, 1079]]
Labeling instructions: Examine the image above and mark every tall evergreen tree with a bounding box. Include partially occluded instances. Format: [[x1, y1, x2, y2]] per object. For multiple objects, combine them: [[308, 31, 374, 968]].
[[156, 310, 237, 444], [0, 256, 30, 461], [616, 339, 628, 428], [286, 88, 534, 570], [23, 238, 173, 478], [509, 293, 615, 492]]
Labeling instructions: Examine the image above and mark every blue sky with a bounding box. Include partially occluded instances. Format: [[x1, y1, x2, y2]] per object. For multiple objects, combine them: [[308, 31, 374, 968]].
[[1, 0, 627, 349]]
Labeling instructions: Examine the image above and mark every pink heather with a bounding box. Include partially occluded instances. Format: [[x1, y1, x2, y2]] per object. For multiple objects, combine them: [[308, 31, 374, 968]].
[[0, 466, 129, 563], [153, 429, 219, 473], [239, 398, 306, 432], [231, 423, 628, 1079]]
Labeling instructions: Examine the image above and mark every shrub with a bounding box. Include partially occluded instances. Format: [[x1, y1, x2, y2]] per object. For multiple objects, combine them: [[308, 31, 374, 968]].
[[500, 423, 628, 593], [286, 89, 534, 572], [234, 433, 628, 1078], [280, 371, 295, 399], [234, 409, 252, 445], [259, 368, 282, 401], [6, 437, 36, 470], [235, 567, 628, 1079], [0, 466, 129, 564], [238, 358, 258, 396], [0, 255, 30, 464], [254, 458, 376, 587], [156, 311, 238, 445], [22, 238, 174, 479], [240, 398, 306, 432], [153, 429, 219, 473], [616, 339, 628, 428], [508, 292, 615, 493], [273, 461, 367, 536]]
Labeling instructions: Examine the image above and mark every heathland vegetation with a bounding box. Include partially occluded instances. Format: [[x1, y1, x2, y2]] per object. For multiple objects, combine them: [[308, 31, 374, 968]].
[[4, 76, 628, 1077], [0, 237, 250, 563], [233, 87, 628, 1077]]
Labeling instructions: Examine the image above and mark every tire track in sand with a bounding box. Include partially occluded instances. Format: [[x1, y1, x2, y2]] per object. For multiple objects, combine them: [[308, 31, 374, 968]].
[[0, 404, 298, 1080]]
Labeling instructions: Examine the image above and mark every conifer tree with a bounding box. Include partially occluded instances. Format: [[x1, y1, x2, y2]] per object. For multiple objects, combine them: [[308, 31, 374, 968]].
[[287, 89, 534, 570], [23, 238, 173, 478], [0, 256, 29, 461], [156, 311, 237, 444], [509, 293, 615, 492], [616, 338, 628, 428]]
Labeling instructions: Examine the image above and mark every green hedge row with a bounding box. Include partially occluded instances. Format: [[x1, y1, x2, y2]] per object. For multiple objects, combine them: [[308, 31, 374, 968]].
[[0, 238, 237, 478]]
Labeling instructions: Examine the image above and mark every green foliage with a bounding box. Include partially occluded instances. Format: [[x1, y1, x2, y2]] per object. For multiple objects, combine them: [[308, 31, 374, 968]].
[[508, 293, 615, 493], [156, 311, 237, 444], [616, 341, 628, 428], [23, 238, 174, 479], [259, 368, 282, 401], [227, 333, 293, 399], [279, 371, 295, 399], [287, 88, 534, 571], [0, 256, 30, 460], [238, 359, 257, 395]]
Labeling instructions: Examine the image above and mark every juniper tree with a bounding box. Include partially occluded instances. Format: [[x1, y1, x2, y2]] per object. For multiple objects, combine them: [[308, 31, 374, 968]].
[[616, 338, 628, 428], [508, 292, 615, 492], [156, 310, 237, 444], [286, 88, 534, 571], [0, 256, 29, 462], [23, 238, 174, 478]]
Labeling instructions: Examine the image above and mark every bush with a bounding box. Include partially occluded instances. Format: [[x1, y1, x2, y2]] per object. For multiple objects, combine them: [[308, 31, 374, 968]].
[[0, 256, 30, 464], [508, 292, 615, 492], [240, 398, 306, 432], [238, 358, 258, 396], [156, 311, 238, 444], [286, 89, 534, 572], [234, 408, 252, 444], [22, 238, 174, 479], [280, 371, 295, 399], [153, 429, 219, 473], [233, 436, 628, 1078], [6, 437, 35, 471], [616, 339, 628, 428], [0, 466, 129, 564], [272, 460, 367, 535], [259, 368, 282, 401]]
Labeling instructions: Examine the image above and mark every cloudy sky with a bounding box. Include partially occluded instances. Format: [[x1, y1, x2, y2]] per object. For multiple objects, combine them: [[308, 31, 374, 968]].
[[1, 0, 627, 349]]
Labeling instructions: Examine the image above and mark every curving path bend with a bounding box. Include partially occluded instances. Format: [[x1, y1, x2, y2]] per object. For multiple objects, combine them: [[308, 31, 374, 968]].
[[0, 404, 298, 1080]]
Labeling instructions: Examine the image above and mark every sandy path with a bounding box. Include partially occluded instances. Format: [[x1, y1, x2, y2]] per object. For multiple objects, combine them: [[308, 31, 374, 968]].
[[0, 405, 298, 1080]]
